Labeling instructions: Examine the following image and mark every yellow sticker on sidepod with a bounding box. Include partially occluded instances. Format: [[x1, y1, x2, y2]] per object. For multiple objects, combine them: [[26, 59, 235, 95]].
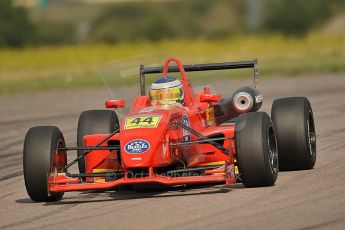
[[125, 115, 162, 129]]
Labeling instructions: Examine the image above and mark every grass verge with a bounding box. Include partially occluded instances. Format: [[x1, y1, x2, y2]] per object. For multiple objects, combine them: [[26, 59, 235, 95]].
[[0, 32, 344, 94]]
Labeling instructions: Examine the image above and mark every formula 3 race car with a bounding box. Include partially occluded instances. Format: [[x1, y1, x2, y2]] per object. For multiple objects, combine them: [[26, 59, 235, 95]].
[[23, 57, 317, 202]]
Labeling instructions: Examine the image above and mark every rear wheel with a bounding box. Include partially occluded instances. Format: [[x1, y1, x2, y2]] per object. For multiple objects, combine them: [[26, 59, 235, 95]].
[[235, 112, 278, 187], [271, 97, 316, 170], [77, 110, 119, 173], [23, 126, 66, 202]]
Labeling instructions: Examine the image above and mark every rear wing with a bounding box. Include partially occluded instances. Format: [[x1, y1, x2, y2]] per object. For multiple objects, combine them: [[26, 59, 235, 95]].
[[139, 59, 259, 96]]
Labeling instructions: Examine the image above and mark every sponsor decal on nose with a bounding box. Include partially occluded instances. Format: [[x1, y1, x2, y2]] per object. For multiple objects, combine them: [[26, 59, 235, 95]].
[[124, 139, 150, 154]]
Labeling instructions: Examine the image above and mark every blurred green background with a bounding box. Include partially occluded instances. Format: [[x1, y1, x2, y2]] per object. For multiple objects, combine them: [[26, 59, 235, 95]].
[[0, 0, 344, 94]]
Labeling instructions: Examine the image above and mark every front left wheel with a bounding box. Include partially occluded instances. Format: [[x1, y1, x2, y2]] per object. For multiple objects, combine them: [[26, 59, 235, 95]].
[[23, 126, 66, 202], [235, 112, 278, 187]]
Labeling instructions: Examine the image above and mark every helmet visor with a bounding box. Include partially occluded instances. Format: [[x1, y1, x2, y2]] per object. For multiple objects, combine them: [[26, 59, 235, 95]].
[[150, 87, 183, 104]]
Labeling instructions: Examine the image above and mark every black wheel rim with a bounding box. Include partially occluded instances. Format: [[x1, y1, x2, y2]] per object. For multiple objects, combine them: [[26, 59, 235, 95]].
[[268, 126, 279, 173], [307, 110, 316, 156], [51, 139, 66, 174], [48, 138, 66, 196]]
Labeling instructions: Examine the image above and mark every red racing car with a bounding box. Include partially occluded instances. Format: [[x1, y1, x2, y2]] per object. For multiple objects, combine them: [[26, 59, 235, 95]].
[[23, 57, 316, 202]]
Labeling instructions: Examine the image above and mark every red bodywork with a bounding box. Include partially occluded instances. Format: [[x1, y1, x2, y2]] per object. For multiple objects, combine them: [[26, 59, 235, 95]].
[[49, 58, 237, 193]]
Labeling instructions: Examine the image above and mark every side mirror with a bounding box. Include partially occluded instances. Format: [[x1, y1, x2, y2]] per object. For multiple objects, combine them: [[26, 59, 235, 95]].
[[200, 94, 221, 103], [105, 99, 125, 109]]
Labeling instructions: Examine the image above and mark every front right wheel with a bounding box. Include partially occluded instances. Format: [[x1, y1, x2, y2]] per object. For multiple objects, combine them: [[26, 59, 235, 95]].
[[235, 112, 278, 187], [23, 126, 66, 202]]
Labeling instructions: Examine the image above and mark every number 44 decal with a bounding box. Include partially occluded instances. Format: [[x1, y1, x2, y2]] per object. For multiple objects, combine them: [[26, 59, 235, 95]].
[[130, 117, 154, 125], [125, 115, 162, 129]]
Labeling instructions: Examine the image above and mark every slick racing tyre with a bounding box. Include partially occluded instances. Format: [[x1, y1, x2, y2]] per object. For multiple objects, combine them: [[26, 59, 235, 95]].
[[235, 112, 278, 187], [77, 110, 119, 174], [23, 126, 66, 202], [271, 97, 316, 170]]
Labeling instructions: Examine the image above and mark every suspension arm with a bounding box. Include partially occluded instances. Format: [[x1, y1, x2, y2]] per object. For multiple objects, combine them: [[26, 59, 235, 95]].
[[173, 121, 230, 155]]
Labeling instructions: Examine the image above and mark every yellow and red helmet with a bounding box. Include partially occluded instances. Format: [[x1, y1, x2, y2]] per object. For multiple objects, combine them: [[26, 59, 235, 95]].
[[149, 76, 184, 105]]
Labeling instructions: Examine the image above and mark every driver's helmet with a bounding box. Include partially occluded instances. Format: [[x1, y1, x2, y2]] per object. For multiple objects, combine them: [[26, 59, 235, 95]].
[[149, 76, 184, 105]]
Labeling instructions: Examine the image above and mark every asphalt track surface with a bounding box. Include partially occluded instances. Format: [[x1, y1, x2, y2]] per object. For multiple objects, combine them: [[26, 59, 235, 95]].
[[0, 74, 344, 230]]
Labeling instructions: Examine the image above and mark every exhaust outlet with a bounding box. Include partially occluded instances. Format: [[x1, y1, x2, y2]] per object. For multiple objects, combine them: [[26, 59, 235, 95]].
[[213, 86, 263, 125], [232, 92, 254, 113]]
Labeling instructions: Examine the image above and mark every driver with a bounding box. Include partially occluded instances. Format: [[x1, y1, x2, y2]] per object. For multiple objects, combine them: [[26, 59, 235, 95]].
[[149, 76, 184, 106]]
